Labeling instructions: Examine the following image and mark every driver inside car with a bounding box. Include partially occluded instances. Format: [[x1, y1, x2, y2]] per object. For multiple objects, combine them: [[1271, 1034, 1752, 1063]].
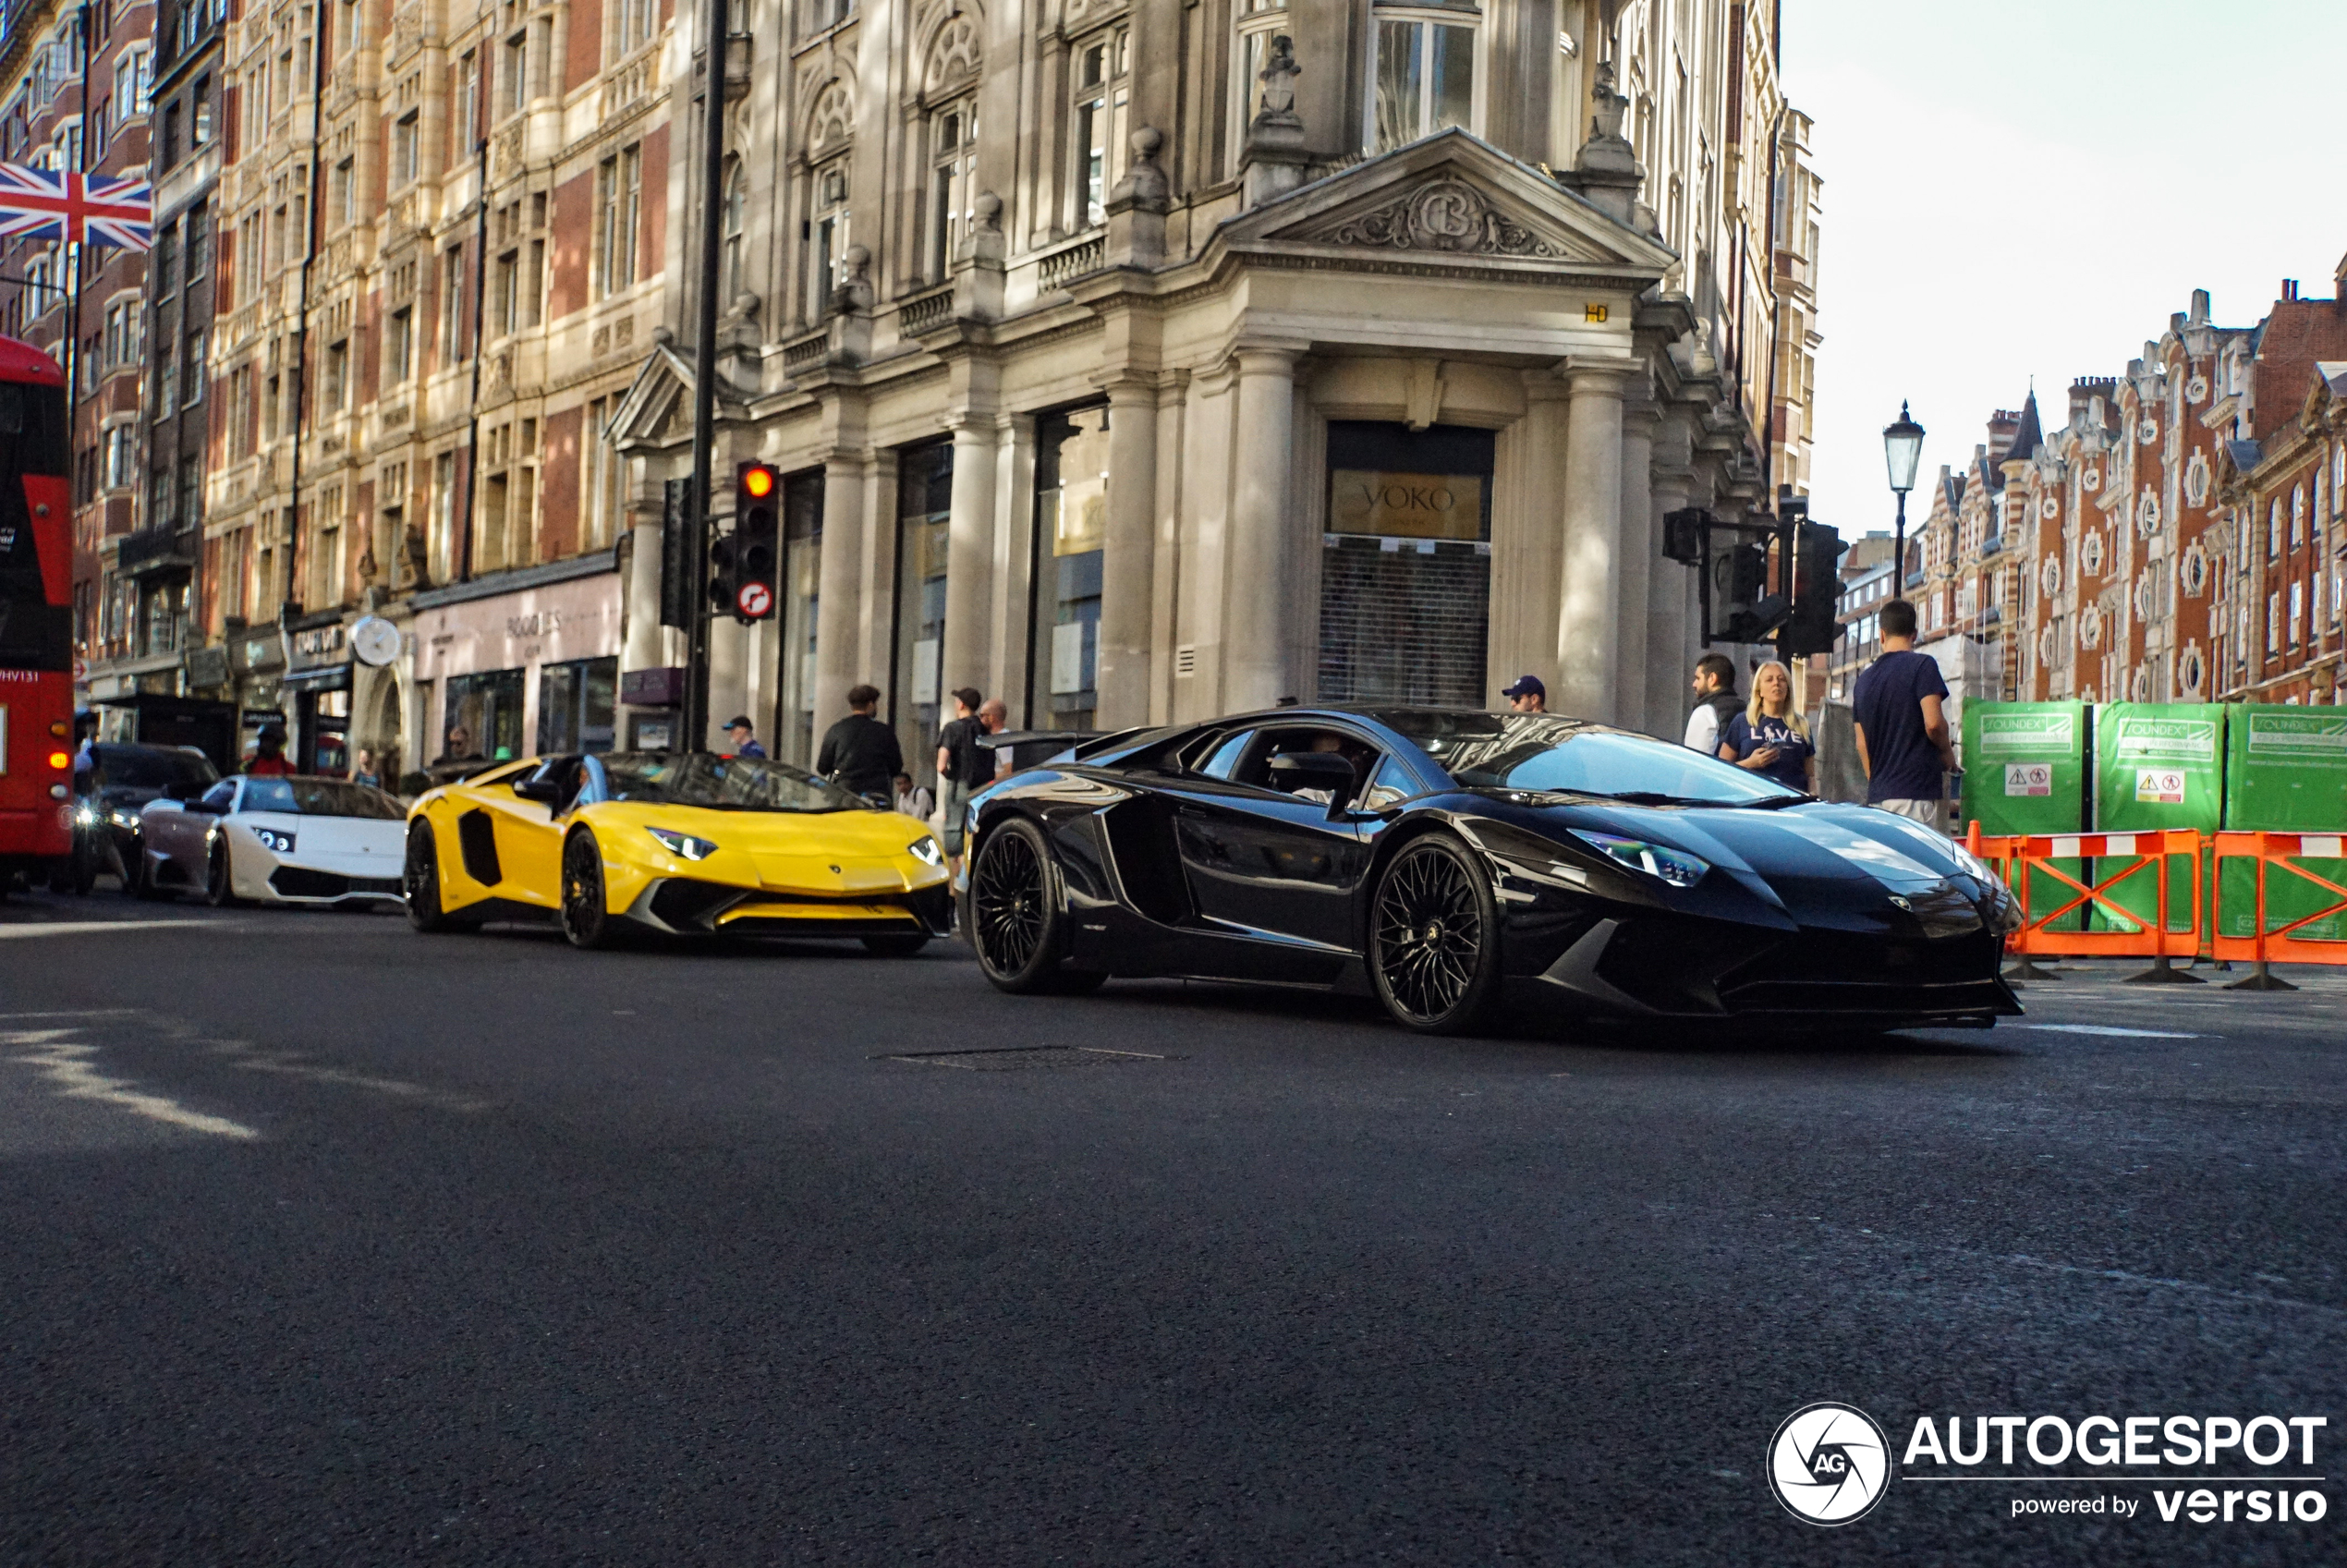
[[1271, 733, 1369, 806]]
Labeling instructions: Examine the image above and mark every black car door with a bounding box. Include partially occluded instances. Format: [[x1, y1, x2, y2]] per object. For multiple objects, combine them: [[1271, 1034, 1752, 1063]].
[[1162, 725, 1377, 956]]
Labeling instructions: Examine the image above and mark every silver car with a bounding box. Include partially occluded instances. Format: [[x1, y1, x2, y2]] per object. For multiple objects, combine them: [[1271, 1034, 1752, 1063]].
[[138, 775, 408, 907]]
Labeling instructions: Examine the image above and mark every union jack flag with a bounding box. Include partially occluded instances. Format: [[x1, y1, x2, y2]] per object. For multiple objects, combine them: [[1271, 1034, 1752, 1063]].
[[0, 163, 154, 252]]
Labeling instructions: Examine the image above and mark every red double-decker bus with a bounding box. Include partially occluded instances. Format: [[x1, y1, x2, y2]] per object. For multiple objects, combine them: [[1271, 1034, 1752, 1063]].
[[0, 334, 75, 890]]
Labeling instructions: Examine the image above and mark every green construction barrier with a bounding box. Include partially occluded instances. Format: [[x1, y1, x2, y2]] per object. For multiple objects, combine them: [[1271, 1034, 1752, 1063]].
[[1960, 703, 2088, 930], [2219, 705, 2347, 943], [2091, 704, 2226, 934]]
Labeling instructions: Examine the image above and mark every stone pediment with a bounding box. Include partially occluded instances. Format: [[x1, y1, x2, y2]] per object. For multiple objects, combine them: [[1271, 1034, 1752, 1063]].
[[1219, 128, 1676, 280]]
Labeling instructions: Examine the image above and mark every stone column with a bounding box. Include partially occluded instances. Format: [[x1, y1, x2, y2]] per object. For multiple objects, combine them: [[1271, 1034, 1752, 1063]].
[[1555, 359, 1630, 723], [1094, 378, 1160, 727], [705, 615, 748, 751], [942, 417, 999, 699], [812, 455, 866, 727], [1617, 394, 1658, 733], [623, 518, 665, 675], [1226, 346, 1302, 711]]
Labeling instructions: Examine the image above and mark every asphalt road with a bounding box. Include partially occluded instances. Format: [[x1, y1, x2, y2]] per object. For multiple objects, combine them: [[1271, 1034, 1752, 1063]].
[[1, 887, 2341, 1566]]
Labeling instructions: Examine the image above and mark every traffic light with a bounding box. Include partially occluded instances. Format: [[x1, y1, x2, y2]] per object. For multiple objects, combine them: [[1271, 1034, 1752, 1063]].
[[1776, 521, 1847, 658], [733, 461, 779, 622], [1711, 535, 1787, 643]]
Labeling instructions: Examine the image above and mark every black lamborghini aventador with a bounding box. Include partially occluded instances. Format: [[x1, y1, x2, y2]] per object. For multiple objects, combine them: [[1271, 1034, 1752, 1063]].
[[956, 707, 2024, 1036]]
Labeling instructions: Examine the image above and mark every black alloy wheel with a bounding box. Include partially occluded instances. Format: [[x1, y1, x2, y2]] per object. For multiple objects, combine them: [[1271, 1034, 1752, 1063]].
[[404, 820, 478, 933], [969, 817, 1090, 993], [861, 933, 930, 957], [1368, 834, 1502, 1035], [560, 830, 616, 950], [204, 834, 240, 908]]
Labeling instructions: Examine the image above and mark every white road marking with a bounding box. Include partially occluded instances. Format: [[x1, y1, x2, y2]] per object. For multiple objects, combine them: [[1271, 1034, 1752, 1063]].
[[2025, 1024, 2203, 1039], [0, 920, 235, 939], [1, 1027, 261, 1140]]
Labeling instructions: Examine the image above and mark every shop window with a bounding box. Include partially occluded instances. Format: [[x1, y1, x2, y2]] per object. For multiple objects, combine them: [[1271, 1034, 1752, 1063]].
[[892, 442, 954, 790], [444, 667, 527, 762], [1028, 407, 1110, 732], [1370, 3, 1478, 153], [537, 656, 618, 754], [778, 470, 823, 765], [1319, 421, 1492, 705]]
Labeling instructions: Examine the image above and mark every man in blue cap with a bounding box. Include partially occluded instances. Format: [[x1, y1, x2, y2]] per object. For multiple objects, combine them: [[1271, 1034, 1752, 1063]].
[[1500, 675, 1546, 713]]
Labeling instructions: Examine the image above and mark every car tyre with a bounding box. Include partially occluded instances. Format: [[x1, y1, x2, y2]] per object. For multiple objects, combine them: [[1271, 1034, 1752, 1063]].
[[204, 835, 241, 908], [861, 933, 930, 957], [1368, 833, 1502, 1036], [404, 820, 479, 933], [560, 830, 618, 950], [968, 816, 1086, 993]]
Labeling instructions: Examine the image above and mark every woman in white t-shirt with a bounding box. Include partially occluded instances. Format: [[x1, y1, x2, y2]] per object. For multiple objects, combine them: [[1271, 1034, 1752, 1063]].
[[1718, 660, 1816, 793]]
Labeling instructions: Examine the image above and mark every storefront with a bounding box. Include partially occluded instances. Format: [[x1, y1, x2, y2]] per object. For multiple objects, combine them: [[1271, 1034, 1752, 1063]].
[[285, 618, 353, 775], [409, 553, 622, 765], [1028, 407, 1109, 734], [228, 626, 285, 762], [892, 444, 954, 788], [1319, 422, 1496, 706]]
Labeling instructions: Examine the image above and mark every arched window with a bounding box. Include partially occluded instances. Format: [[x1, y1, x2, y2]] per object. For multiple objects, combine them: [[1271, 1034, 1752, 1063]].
[[928, 99, 976, 279], [721, 156, 746, 301]]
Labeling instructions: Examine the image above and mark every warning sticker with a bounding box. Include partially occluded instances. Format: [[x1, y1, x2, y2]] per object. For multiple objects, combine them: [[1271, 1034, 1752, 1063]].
[[2114, 719, 2218, 762], [2004, 762, 2053, 796], [1979, 711, 2075, 754], [2134, 767, 2188, 804]]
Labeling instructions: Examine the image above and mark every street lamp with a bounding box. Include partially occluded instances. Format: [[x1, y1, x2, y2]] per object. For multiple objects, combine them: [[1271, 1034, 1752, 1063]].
[[1882, 401, 1926, 594]]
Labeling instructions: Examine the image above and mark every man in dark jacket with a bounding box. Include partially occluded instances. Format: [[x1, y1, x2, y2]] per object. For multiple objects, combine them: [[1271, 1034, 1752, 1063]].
[[1681, 653, 1742, 756], [816, 685, 902, 802]]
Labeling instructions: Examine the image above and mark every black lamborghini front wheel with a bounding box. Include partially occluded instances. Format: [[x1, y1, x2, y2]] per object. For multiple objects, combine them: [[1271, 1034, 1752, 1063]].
[[969, 817, 1086, 993], [561, 831, 617, 950], [1369, 834, 1502, 1035]]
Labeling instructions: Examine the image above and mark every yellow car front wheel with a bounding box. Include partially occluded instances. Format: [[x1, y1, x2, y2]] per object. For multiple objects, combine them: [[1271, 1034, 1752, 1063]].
[[560, 831, 618, 950]]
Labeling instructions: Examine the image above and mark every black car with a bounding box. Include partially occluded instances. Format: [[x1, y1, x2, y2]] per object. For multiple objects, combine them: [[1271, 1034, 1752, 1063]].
[[74, 742, 220, 896], [958, 707, 2022, 1036]]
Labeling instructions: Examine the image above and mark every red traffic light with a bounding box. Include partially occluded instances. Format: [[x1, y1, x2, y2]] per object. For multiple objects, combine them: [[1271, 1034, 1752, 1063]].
[[739, 463, 777, 500]]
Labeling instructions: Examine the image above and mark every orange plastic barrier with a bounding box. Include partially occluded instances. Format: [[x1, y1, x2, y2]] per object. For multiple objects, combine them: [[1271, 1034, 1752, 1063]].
[[2210, 831, 2347, 968], [1971, 828, 2205, 962]]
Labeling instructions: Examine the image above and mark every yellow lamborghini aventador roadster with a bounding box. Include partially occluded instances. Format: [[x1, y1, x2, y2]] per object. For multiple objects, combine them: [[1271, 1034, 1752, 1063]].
[[403, 752, 953, 953]]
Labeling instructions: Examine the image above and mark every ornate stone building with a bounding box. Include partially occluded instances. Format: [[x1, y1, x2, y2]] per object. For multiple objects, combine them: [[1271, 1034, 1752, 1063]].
[[1915, 263, 2347, 723], [186, 0, 681, 773], [610, 0, 1823, 784]]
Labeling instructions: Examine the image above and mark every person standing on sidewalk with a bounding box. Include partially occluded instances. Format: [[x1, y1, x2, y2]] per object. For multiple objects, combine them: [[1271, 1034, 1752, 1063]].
[[934, 688, 993, 872], [817, 686, 903, 803], [1681, 654, 1742, 755], [722, 715, 767, 759], [1719, 660, 1816, 792], [1852, 599, 1954, 827]]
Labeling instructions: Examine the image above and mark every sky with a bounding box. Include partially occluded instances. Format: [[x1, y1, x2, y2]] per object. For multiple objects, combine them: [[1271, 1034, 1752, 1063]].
[[1778, 0, 2347, 543]]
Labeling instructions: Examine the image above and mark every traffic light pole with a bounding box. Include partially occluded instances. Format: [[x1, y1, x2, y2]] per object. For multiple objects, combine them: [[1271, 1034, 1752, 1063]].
[[682, 0, 731, 752]]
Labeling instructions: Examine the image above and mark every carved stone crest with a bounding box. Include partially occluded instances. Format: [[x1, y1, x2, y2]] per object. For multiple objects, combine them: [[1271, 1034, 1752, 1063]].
[[1312, 179, 1568, 259]]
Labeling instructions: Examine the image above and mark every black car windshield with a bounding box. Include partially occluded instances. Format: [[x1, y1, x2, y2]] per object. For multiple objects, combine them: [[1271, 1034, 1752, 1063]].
[[240, 778, 407, 819], [94, 747, 218, 790], [1372, 711, 1804, 805], [600, 753, 864, 813]]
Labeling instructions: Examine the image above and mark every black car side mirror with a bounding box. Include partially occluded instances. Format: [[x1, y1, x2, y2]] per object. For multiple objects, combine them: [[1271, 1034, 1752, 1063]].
[[164, 780, 206, 802], [513, 777, 563, 805]]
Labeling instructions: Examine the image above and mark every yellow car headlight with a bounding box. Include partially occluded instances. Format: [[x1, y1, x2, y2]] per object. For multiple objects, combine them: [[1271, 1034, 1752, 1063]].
[[648, 827, 718, 861], [908, 834, 944, 867]]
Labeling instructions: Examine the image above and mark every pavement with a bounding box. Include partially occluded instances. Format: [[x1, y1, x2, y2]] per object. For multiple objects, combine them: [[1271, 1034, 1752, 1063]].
[[0, 884, 2341, 1566]]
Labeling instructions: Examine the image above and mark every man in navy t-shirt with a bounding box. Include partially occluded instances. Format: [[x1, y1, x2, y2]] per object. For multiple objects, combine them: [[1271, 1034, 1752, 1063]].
[[1851, 598, 1954, 827]]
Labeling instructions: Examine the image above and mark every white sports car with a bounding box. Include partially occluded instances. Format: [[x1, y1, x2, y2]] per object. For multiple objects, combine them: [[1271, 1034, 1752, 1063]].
[[137, 774, 408, 907]]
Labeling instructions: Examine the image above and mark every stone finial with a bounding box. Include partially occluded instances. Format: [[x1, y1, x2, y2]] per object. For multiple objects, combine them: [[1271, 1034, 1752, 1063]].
[[955, 192, 1008, 317], [1241, 37, 1309, 208], [1558, 56, 1647, 227], [830, 243, 873, 315], [1254, 35, 1302, 128], [1107, 128, 1171, 269]]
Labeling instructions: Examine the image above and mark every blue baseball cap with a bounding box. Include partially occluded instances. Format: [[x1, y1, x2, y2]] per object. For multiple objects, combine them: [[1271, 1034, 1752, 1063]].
[[1501, 675, 1545, 700]]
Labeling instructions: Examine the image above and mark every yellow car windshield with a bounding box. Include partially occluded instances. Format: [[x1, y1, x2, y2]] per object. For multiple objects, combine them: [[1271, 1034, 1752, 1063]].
[[600, 753, 867, 814]]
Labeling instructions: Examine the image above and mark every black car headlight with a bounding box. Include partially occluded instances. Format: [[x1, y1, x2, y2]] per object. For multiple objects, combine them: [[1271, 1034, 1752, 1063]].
[[252, 828, 297, 854], [648, 827, 718, 861], [72, 802, 100, 828], [110, 808, 142, 830], [1568, 829, 1710, 889]]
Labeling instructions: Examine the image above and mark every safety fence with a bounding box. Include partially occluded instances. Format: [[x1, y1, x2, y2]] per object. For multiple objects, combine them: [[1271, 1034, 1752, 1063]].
[[1965, 824, 2347, 988]]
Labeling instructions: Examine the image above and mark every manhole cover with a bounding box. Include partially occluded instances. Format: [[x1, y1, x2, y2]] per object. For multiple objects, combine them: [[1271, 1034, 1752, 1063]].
[[883, 1046, 1172, 1072]]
